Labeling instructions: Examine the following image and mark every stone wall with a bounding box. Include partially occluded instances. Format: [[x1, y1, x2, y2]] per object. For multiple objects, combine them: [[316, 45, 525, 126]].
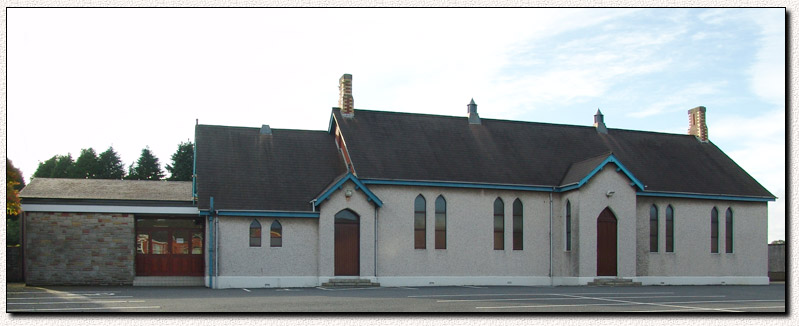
[[768, 243, 785, 281], [25, 212, 135, 285]]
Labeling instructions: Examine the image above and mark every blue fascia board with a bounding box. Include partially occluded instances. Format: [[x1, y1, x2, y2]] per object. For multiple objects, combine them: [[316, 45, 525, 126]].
[[216, 210, 320, 218], [573, 154, 645, 191], [361, 179, 554, 192], [636, 191, 775, 202], [314, 173, 384, 208]]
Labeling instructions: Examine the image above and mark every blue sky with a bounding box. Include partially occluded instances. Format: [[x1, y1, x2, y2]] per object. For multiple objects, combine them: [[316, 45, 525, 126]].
[[6, 8, 785, 241]]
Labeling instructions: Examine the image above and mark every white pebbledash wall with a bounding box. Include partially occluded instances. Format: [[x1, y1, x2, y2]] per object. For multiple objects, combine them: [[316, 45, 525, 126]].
[[207, 167, 767, 288]]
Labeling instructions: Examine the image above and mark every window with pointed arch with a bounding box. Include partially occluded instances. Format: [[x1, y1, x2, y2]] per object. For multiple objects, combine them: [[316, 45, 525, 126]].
[[725, 208, 733, 253], [513, 199, 523, 250], [270, 220, 282, 247], [249, 219, 262, 247], [711, 207, 719, 253], [665, 205, 674, 252], [565, 200, 572, 251], [414, 195, 426, 249], [649, 204, 659, 252], [435, 195, 446, 249], [494, 198, 505, 250]]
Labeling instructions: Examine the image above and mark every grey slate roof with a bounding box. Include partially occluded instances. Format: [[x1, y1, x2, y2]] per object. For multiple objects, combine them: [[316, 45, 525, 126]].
[[20, 178, 192, 201], [195, 125, 347, 211], [333, 108, 774, 198]]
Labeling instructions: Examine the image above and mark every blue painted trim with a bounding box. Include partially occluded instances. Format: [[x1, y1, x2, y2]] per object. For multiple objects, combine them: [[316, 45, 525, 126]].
[[636, 191, 775, 202], [314, 173, 384, 207], [361, 179, 554, 192], [216, 210, 320, 218], [575, 154, 645, 191]]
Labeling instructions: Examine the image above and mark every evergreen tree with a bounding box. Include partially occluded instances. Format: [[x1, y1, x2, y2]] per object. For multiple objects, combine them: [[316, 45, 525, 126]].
[[166, 141, 194, 181], [32, 155, 58, 178], [126, 147, 164, 181], [72, 148, 100, 179], [97, 146, 126, 179]]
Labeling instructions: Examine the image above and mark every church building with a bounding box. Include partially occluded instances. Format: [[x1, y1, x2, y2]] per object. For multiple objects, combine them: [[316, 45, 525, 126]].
[[20, 74, 775, 288]]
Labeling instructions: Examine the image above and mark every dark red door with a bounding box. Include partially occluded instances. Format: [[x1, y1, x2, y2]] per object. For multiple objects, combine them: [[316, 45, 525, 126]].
[[135, 217, 204, 276], [334, 209, 360, 276], [596, 208, 617, 276]]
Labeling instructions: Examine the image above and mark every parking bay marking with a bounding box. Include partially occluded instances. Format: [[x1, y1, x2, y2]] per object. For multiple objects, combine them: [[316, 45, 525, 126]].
[[8, 306, 161, 312], [476, 298, 785, 311], [8, 300, 147, 305], [437, 295, 725, 303], [9, 296, 134, 300], [409, 292, 674, 298]]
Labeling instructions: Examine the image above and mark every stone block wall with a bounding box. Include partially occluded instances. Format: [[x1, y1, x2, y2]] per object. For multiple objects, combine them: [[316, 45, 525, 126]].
[[25, 212, 135, 285]]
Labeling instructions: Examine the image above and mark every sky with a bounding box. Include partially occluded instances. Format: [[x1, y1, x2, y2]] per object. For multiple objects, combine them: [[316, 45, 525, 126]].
[[6, 8, 786, 242]]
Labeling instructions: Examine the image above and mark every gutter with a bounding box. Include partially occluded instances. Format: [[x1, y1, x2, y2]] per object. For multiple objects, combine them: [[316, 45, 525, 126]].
[[549, 190, 553, 286]]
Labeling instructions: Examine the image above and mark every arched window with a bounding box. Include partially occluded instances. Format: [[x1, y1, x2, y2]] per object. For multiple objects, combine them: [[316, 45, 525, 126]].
[[494, 198, 505, 250], [711, 207, 719, 253], [270, 220, 282, 247], [725, 208, 733, 253], [649, 204, 659, 252], [513, 199, 523, 250], [435, 195, 446, 249], [565, 200, 572, 251], [249, 220, 262, 247], [665, 205, 674, 252], [414, 195, 426, 249]]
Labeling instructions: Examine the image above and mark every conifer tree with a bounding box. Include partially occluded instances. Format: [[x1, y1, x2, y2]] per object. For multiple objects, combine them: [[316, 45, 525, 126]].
[[126, 147, 164, 181]]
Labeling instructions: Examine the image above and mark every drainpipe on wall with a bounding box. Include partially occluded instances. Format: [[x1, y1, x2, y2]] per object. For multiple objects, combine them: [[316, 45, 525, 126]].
[[215, 212, 220, 288], [374, 206, 378, 279], [549, 191, 553, 286], [208, 196, 214, 289]]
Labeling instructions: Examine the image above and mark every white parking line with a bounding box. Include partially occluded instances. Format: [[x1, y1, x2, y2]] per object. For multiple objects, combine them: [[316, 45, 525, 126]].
[[8, 291, 121, 295], [8, 306, 161, 312], [9, 296, 133, 300], [8, 300, 147, 305], [438, 295, 725, 303], [460, 286, 485, 289], [476, 299, 785, 310], [622, 305, 786, 313], [556, 293, 741, 312], [242, 288, 251, 292], [394, 287, 418, 290], [410, 292, 674, 298]]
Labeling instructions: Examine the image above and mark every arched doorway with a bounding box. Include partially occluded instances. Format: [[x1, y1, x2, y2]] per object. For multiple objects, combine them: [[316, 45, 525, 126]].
[[596, 207, 617, 276], [334, 209, 360, 276]]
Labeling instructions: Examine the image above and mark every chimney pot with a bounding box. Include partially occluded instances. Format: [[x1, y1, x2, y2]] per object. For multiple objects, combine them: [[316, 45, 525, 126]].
[[339, 74, 354, 118], [260, 124, 272, 135], [687, 106, 708, 142]]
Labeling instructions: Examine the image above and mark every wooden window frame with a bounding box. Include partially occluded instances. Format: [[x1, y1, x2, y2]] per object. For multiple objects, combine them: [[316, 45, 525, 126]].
[[270, 220, 282, 248], [435, 195, 447, 249], [414, 194, 426, 249], [725, 208, 733, 253], [494, 198, 505, 250], [512, 198, 523, 251], [650, 204, 659, 252], [665, 205, 674, 253], [711, 207, 719, 253], [249, 219, 262, 247]]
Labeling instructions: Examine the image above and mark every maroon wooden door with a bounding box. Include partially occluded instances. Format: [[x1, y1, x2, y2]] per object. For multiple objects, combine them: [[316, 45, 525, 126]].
[[334, 210, 360, 276], [135, 217, 204, 276], [596, 208, 617, 277]]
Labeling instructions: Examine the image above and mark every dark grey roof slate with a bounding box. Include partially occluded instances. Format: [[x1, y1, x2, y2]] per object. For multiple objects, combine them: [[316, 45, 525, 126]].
[[333, 108, 773, 198], [20, 178, 192, 201], [195, 125, 347, 211], [560, 152, 612, 186]]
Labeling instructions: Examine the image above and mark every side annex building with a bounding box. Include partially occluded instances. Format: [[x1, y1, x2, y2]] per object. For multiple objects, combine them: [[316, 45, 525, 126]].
[[19, 74, 775, 288]]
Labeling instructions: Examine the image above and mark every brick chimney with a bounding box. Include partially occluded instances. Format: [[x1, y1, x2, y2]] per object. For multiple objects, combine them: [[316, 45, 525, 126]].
[[339, 74, 354, 118], [688, 106, 708, 142], [593, 108, 607, 134], [467, 98, 481, 124]]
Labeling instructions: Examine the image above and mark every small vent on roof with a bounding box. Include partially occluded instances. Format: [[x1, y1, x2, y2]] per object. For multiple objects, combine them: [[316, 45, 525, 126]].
[[467, 98, 481, 125], [260, 125, 272, 135], [594, 109, 607, 134]]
